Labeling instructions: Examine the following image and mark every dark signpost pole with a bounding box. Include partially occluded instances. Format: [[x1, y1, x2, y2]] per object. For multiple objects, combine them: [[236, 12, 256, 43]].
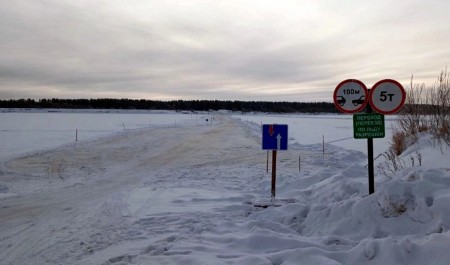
[[366, 90, 375, 194], [271, 150, 277, 198]]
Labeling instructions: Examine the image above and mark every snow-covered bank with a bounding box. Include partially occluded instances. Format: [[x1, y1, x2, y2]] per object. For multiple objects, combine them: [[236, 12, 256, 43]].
[[1, 115, 450, 264]]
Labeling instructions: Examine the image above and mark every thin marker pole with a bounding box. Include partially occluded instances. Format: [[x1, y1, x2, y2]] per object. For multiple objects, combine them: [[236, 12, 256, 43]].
[[322, 135, 325, 160]]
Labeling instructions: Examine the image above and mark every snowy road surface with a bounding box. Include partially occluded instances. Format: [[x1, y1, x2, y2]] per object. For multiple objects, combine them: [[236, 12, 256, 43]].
[[2, 115, 450, 265], [0, 116, 266, 264]]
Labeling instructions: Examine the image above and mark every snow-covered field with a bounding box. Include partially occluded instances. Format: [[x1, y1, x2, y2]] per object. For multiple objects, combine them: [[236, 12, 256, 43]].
[[1, 110, 450, 265]]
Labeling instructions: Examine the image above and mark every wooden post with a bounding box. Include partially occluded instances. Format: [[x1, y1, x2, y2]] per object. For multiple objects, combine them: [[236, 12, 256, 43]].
[[299, 155, 301, 172], [75, 129, 78, 141], [271, 150, 277, 199], [322, 135, 325, 160], [266, 151, 269, 173]]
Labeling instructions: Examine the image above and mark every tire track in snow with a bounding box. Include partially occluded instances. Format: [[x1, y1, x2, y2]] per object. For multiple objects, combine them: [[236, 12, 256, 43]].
[[0, 116, 264, 264]]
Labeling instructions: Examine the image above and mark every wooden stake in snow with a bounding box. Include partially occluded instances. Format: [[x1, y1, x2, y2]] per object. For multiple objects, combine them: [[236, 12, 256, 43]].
[[323, 135, 325, 160], [299, 155, 301, 172], [75, 129, 78, 141]]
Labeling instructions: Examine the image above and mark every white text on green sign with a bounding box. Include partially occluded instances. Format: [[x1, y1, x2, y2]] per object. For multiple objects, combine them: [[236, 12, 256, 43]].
[[353, 113, 385, 139]]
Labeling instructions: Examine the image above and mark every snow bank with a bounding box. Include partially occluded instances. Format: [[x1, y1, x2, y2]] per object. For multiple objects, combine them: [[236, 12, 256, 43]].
[[113, 118, 450, 265], [2, 114, 450, 265], [124, 119, 450, 265]]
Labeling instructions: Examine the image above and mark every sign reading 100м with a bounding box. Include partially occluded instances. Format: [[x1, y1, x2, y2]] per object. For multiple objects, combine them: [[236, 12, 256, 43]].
[[333, 79, 368, 114]]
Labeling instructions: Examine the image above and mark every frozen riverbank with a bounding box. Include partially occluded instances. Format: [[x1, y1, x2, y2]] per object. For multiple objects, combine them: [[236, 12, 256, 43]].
[[1, 114, 450, 264]]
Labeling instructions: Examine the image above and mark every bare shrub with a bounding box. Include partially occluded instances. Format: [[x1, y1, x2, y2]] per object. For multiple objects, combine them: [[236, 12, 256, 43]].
[[391, 130, 407, 156], [382, 68, 449, 175], [428, 67, 450, 146], [415, 144, 422, 166], [377, 147, 406, 177], [396, 75, 429, 136]]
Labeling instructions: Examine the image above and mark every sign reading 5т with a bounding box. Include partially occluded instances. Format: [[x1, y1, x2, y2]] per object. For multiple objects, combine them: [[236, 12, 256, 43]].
[[369, 79, 406, 115], [333, 79, 368, 113]]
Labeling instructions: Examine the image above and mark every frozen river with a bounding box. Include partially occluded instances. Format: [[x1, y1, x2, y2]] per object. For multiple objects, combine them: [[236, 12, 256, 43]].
[[1, 110, 398, 162], [0, 109, 209, 161]]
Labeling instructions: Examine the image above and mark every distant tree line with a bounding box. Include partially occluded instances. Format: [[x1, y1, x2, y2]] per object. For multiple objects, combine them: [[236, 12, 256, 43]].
[[0, 98, 338, 113]]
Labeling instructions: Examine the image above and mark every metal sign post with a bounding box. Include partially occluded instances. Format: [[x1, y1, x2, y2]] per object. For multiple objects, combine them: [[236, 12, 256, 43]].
[[334, 79, 405, 195], [262, 124, 288, 199], [366, 100, 375, 194]]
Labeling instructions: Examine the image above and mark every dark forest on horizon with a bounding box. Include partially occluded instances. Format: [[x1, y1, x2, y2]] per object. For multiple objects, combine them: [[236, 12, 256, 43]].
[[0, 98, 338, 113]]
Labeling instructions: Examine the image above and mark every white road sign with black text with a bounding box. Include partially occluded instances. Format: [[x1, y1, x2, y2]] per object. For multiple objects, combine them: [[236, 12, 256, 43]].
[[333, 79, 369, 114], [369, 79, 406, 114]]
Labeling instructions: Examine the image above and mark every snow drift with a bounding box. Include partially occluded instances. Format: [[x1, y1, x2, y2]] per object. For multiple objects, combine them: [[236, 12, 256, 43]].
[[1, 113, 450, 265]]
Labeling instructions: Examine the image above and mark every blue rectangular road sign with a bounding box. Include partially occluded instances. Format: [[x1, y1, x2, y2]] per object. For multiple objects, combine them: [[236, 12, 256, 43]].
[[262, 124, 288, 150]]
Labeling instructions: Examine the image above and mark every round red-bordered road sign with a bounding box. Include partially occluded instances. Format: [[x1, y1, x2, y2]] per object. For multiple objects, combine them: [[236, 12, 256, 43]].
[[369, 79, 406, 115], [333, 79, 369, 114]]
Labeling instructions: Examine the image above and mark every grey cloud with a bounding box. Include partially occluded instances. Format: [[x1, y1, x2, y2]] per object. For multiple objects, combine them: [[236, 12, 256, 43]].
[[1, 0, 449, 102]]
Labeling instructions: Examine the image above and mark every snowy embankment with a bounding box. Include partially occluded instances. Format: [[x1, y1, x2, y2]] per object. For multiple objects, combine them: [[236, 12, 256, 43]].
[[1, 114, 450, 265]]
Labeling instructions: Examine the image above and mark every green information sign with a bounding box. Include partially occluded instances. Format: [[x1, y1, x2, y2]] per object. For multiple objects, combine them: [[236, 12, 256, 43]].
[[353, 113, 385, 139]]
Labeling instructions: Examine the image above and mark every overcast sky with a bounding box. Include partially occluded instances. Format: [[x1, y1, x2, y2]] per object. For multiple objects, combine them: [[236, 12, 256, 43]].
[[1, 0, 449, 102]]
